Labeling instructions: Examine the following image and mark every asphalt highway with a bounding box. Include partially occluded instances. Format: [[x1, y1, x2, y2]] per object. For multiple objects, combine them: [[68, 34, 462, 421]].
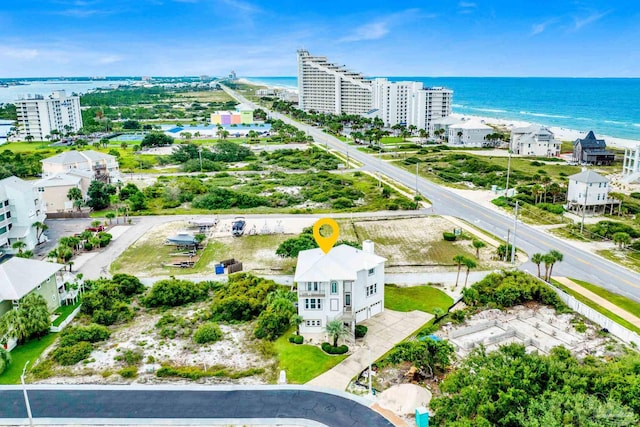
[[225, 86, 640, 302], [0, 386, 392, 426]]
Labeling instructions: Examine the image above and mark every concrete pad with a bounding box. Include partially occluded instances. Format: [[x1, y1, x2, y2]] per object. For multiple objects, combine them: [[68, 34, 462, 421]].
[[308, 309, 432, 391]]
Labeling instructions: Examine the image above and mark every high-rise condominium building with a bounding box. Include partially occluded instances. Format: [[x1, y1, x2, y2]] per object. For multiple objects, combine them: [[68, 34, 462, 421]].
[[297, 50, 373, 115], [14, 90, 82, 141], [297, 50, 453, 129]]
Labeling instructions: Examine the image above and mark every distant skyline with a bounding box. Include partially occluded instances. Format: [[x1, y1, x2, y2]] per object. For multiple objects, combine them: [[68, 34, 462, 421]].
[[1, 1, 638, 78]]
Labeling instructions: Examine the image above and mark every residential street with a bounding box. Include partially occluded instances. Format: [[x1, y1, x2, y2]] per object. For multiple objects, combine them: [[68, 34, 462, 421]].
[[224, 86, 640, 303], [0, 386, 392, 426]]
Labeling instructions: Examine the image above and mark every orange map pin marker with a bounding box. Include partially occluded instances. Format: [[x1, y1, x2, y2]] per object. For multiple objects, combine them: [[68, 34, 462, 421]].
[[313, 218, 340, 254]]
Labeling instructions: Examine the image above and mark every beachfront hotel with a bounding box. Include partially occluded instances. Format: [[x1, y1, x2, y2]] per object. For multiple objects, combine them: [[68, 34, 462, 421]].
[[13, 90, 82, 141], [297, 50, 453, 129], [297, 50, 373, 115]]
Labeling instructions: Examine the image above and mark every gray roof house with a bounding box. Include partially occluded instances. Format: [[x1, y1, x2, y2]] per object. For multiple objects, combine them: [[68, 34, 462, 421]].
[[573, 131, 614, 165]]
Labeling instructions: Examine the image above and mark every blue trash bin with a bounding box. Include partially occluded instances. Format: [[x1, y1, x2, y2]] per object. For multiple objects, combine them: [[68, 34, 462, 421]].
[[215, 264, 224, 274]]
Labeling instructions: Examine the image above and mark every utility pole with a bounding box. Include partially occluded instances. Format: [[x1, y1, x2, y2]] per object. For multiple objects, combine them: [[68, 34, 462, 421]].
[[511, 200, 519, 264], [580, 182, 590, 234], [505, 229, 510, 262], [21, 361, 33, 427], [198, 147, 203, 172], [505, 150, 512, 197]]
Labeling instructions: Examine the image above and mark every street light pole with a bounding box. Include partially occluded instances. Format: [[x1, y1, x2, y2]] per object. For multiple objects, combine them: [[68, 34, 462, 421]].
[[415, 162, 419, 196], [505, 150, 512, 197], [21, 360, 33, 427], [511, 200, 519, 264], [580, 182, 590, 234]]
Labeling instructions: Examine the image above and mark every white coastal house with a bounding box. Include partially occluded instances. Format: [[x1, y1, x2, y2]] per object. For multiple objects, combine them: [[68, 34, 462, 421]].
[[41, 150, 120, 183], [566, 168, 619, 215], [294, 241, 386, 336], [447, 120, 493, 147], [0, 176, 47, 254], [622, 144, 640, 183], [428, 116, 460, 140], [510, 124, 560, 157]]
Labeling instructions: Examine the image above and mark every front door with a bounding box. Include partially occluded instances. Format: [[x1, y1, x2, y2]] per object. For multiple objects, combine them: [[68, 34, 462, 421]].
[[344, 293, 351, 310]]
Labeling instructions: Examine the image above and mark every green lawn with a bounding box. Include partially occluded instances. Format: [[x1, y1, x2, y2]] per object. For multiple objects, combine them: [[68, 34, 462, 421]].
[[569, 277, 640, 320], [551, 279, 640, 335], [273, 330, 347, 384], [597, 249, 640, 274], [0, 333, 58, 384], [52, 301, 82, 327], [384, 285, 453, 313]]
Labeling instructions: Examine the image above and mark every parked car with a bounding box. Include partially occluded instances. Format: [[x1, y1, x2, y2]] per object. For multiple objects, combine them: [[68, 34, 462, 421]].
[[86, 225, 105, 232]]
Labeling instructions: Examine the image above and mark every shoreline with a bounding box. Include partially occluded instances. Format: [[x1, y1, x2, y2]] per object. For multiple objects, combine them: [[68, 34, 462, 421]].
[[240, 77, 640, 149]]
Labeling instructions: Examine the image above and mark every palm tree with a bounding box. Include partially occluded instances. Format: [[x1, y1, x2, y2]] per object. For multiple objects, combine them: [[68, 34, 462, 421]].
[[105, 212, 116, 225], [613, 232, 631, 249], [531, 253, 544, 278], [547, 250, 563, 281], [0, 347, 10, 375], [290, 314, 304, 336], [325, 319, 348, 347], [531, 185, 544, 204], [472, 239, 486, 258], [542, 253, 555, 282], [463, 257, 477, 288], [32, 221, 48, 244], [25, 135, 34, 143], [453, 254, 467, 287], [11, 241, 26, 254]]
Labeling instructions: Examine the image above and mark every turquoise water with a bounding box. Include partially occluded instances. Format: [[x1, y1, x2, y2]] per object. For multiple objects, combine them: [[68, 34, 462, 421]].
[[246, 76, 640, 141]]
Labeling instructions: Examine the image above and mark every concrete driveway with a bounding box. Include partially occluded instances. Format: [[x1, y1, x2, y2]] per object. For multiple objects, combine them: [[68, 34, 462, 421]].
[[308, 309, 433, 390]]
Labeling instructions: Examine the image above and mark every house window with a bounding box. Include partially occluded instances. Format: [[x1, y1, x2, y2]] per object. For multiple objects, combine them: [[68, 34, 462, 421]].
[[305, 319, 321, 327], [368, 268, 375, 276], [307, 282, 319, 291], [366, 283, 377, 297], [304, 298, 322, 310], [330, 281, 338, 294], [0, 226, 6, 234]]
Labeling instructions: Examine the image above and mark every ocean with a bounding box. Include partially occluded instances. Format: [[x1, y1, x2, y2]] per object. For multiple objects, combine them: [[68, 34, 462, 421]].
[[0, 79, 131, 105], [246, 76, 640, 141]]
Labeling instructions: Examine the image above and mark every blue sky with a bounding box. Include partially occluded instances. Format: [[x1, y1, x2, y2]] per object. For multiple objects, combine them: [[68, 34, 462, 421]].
[[1, 0, 638, 77]]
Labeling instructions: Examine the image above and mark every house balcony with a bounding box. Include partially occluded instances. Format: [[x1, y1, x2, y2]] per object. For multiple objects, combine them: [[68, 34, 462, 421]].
[[298, 288, 327, 297]]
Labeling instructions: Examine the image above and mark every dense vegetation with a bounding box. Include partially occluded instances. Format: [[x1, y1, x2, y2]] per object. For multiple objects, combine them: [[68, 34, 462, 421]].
[[0, 149, 50, 178], [142, 278, 211, 308], [431, 344, 640, 426], [462, 270, 567, 311], [81, 274, 145, 325], [276, 226, 361, 258]]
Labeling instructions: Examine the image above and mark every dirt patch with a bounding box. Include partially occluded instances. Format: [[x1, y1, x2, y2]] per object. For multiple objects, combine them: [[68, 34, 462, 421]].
[[36, 303, 273, 385]]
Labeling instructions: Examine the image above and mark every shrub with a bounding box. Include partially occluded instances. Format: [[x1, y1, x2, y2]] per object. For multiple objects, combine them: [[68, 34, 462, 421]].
[[355, 325, 368, 338], [288, 335, 304, 344], [142, 278, 210, 307], [536, 203, 565, 215], [443, 232, 457, 241], [193, 322, 223, 344], [59, 324, 110, 347], [115, 349, 144, 366], [321, 342, 349, 355], [119, 366, 138, 378], [52, 341, 94, 365], [210, 273, 281, 322]]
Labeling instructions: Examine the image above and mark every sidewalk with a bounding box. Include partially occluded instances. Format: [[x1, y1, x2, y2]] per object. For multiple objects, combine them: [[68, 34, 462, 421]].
[[308, 309, 432, 391], [553, 276, 640, 328]]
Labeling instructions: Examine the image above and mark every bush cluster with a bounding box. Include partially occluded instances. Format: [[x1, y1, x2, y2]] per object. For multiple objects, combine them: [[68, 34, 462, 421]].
[[254, 288, 297, 340], [211, 273, 280, 322], [288, 335, 304, 344], [193, 322, 223, 344], [118, 366, 138, 378], [142, 278, 211, 308], [442, 232, 457, 241], [52, 341, 94, 366], [59, 324, 110, 347], [321, 343, 349, 355], [355, 325, 368, 338], [156, 365, 264, 380], [535, 203, 565, 214], [462, 270, 567, 310], [81, 274, 145, 326]]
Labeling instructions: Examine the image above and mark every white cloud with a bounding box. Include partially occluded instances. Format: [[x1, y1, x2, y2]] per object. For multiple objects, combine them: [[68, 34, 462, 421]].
[[2, 48, 39, 60], [217, 0, 260, 14], [531, 18, 558, 35], [458, 2, 476, 7], [97, 54, 124, 64], [458, 1, 476, 14], [340, 21, 389, 42], [573, 10, 609, 31], [338, 9, 424, 43], [55, 8, 111, 17]]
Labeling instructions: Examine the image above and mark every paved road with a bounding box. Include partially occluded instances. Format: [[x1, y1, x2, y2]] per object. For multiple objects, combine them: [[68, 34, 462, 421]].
[[225, 86, 640, 302], [0, 386, 392, 427]]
